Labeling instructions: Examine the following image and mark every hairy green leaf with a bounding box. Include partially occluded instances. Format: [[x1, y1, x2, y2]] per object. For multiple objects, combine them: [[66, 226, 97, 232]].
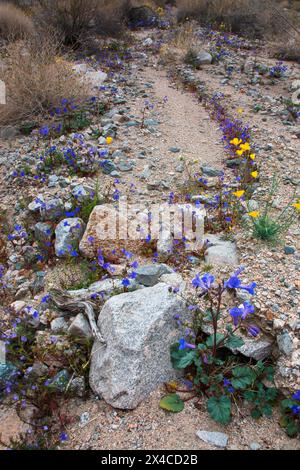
[[231, 366, 256, 389], [207, 396, 231, 425], [225, 334, 244, 349]]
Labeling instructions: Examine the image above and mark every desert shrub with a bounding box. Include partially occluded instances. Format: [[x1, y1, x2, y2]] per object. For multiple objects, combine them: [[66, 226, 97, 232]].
[[93, 0, 128, 38], [273, 38, 300, 63], [35, 0, 99, 46], [177, 0, 280, 39], [0, 35, 86, 125], [0, 2, 34, 40], [35, 0, 130, 44]]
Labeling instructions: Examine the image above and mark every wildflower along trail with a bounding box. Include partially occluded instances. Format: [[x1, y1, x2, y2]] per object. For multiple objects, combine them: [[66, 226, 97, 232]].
[[0, 17, 299, 451]]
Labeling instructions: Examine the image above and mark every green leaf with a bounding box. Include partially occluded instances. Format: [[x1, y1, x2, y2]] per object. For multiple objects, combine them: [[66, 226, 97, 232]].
[[206, 333, 224, 348], [225, 334, 244, 349], [207, 396, 231, 425], [265, 366, 275, 382], [251, 408, 262, 420], [286, 421, 299, 438], [262, 404, 273, 417], [281, 398, 296, 411], [159, 394, 185, 413], [231, 366, 256, 389], [243, 390, 256, 402], [170, 344, 196, 370], [265, 387, 278, 402], [177, 350, 197, 369], [199, 375, 209, 385]]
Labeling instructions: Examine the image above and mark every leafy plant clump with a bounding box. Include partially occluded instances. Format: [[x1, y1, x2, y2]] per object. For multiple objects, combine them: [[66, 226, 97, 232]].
[[280, 391, 300, 438], [160, 268, 279, 425], [246, 177, 299, 243]]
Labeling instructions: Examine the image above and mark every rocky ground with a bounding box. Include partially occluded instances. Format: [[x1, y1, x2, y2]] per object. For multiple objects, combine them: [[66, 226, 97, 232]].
[[0, 23, 299, 450]]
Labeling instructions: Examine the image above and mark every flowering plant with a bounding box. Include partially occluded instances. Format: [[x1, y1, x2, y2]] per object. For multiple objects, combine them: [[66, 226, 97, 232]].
[[280, 391, 300, 437], [160, 269, 278, 424]]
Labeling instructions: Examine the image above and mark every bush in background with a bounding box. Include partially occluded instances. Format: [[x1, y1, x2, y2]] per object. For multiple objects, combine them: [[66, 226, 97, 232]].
[[273, 38, 300, 63], [35, 0, 99, 46], [0, 34, 86, 125], [0, 2, 34, 40], [176, 0, 280, 39]]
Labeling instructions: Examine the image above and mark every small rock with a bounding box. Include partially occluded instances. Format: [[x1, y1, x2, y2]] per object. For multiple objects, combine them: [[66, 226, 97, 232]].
[[34, 222, 53, 244], [277, 331, 294, 356], [55, 218, 85, 257], [250, 442, 262, 450], [196, 430, 228, 448], [68, 313, 93, 343], [204, 234, 238, 266], [48, 369, 70, 393], [135, 264, 173, 287], [201, 165, 223, 177], [51, 317, 69, 333], [70, 376, 86, 398], [284, 246, 295, 255], [0, 363, 18, 391]]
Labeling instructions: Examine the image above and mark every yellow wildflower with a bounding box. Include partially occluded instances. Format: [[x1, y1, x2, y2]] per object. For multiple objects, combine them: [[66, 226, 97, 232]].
[[230, 138, 242, 146], [240, 142, 251, 152], [233, 190, 245, 198], [250, 153, 256, 160], [251, 171, 258, 178], [292, 203, 300, 211], [236, 149, 244, 156], [237, 107, 244, 114], [106, 137, 113, 145], [248, 211, 260, 218]]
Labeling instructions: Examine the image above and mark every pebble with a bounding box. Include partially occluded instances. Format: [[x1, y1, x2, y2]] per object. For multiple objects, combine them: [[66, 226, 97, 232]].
[[196, 430, 228, 448]]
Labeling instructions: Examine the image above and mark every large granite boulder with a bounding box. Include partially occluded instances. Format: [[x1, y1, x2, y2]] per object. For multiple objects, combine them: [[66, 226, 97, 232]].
[[89, 282, 186, 409]]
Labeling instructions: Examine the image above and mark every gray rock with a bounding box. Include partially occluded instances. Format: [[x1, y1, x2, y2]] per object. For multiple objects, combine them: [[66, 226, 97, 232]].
[[201, 165, 223, 177], [47, 369, 70, 393], [196, 430, 228, 448], [41, 198, 64, 221], [67, 278, 140, 302], [204, 234, 238, 266], [48, 175, 59, 187], [89, 283, 186, 409], [51, 317, 69, 333], [55, 218, 85, 257], [69, 376, 86, 397], [0, 363, 18, 391], [277, 331, 294, 356], [34, 222, 53, 244], [236, 338, 273, 361], [135, 264, 173, 286], [196, 51, 213, 65], [117, 161, 134, 172], [101, 160, 117, 175], [157, 232, 174, 261], [169, 147, 181, 153], [284, 246, 295, 255], [68, 313, 93, 343], [72, 184, 94, 203], [250, 442, 262, 450], [160, 272, 186, 294]]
